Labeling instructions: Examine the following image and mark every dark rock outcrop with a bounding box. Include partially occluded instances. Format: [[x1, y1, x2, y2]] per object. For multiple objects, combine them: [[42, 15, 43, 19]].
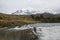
[[0, 29, 38, 40]]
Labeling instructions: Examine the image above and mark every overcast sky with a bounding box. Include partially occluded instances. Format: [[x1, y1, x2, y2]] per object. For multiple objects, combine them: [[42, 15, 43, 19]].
[[0, 0, 60, 14]]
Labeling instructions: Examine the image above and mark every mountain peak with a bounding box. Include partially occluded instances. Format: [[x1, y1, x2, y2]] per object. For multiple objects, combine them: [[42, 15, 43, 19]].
[[12, 8, 39, 15]]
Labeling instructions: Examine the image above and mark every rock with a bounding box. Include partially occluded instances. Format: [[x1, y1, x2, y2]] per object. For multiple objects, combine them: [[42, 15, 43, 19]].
[[0, 29, 38, 40]]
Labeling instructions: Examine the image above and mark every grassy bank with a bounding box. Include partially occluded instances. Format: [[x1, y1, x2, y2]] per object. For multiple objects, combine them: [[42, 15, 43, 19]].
[[0, 13, 60, 27], [0, 13, 40, 27]]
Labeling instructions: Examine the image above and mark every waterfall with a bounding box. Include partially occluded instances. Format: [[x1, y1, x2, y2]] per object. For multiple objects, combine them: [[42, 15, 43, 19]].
[[11, 24, 60, 40], [36, 26, 60, 40], [1, 23, 60, 40]]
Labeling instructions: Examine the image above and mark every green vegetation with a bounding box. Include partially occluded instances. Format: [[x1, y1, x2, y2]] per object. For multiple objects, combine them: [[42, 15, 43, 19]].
[[0, 13, 60, 27]]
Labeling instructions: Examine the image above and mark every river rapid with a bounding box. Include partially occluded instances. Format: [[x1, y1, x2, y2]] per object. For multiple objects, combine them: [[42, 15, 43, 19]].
[[0, 23, 60, 40]]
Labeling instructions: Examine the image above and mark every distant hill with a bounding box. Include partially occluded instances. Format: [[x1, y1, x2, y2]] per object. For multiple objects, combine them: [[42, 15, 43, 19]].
[[41, 12, 54, 16], [54, 13, 60, 16]]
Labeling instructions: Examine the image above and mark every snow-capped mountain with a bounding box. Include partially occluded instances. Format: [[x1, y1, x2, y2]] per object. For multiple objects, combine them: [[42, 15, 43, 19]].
[[12, 9, 40, 15]]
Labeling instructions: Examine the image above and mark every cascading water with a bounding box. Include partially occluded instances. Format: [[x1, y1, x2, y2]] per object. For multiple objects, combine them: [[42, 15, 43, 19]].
[[36, 27, 60, 40], [24, 23, 60, 40], [8, 23, 60, 40], [0, 23, 60, 40]]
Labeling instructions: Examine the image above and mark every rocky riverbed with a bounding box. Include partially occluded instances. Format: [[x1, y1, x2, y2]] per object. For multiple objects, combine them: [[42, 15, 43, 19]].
[[0, 28, 38, 40]]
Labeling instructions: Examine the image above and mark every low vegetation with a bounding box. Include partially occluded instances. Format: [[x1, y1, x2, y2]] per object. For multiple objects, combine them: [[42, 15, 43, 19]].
[[0, 13, 60, 27]]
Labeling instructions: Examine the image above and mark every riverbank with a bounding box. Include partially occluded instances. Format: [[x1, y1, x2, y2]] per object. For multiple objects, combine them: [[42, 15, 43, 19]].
[[0, 13, 60, 28]]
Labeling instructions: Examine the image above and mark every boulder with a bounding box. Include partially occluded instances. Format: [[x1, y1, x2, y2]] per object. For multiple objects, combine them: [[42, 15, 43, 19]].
[[0, 29, 38, 40]]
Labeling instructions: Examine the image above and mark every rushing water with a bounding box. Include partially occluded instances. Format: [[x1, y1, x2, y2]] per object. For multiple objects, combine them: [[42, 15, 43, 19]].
[[36, 26, 60, 40], [0, 23, 60, 40], [31, 23, 60, 40], [21, 23, 60, 40]]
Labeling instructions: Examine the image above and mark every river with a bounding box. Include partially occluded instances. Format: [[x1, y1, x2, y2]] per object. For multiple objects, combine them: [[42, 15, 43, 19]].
[[0, 23, 60, 40], [22, 23, 60, 40]]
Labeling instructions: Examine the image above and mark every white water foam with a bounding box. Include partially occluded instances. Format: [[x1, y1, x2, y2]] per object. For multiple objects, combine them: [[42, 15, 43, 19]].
[[8, 25, 33, 30], [7, 23, 60, 40], [36, 26, 60, 40]]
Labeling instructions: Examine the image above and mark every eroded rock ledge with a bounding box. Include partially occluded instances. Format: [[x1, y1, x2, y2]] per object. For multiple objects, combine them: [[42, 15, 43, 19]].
[[0, 29, 38, 40]]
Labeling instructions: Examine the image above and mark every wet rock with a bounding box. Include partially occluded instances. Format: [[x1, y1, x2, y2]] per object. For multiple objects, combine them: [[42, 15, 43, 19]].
[[0, 29, 38, 40]]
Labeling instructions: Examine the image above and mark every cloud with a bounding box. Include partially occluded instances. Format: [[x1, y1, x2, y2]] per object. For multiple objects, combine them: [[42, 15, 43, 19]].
[[0, 0, 60, 14]]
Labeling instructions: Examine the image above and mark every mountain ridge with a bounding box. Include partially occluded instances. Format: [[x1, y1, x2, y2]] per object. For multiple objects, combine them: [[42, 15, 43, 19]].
[[12, 9, 40, 15]]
